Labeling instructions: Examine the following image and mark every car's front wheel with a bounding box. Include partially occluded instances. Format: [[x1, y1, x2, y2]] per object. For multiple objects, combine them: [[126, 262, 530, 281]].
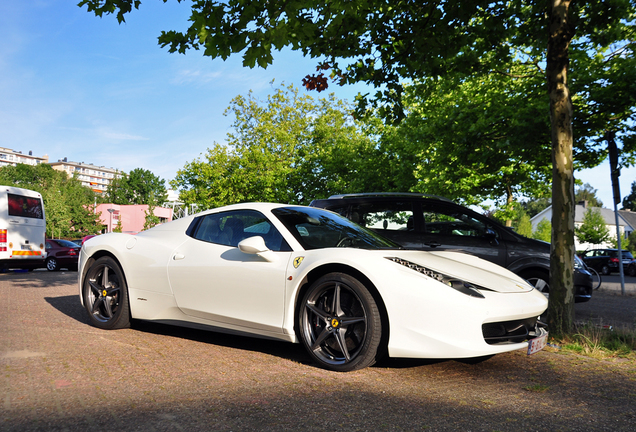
[[82, 256, 130, 330], [298, 273, 382, 372]]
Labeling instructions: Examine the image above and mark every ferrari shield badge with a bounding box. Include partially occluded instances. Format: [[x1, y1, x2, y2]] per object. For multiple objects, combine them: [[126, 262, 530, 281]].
[[293, 256, 304, 269]]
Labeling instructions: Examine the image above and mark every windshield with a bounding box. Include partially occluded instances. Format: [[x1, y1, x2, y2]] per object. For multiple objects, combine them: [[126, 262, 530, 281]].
[[272, 206, 399, 250]]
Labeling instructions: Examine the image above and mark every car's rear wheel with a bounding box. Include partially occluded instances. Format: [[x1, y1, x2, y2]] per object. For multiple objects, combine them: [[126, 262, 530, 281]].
[[82, 256, 130, 330], [298, 272, 381, 372], [46, 257, 58, 271], [601, 264, 610, 275]]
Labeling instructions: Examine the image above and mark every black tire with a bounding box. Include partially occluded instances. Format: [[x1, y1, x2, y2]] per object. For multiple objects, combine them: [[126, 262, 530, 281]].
[[45, 257, 58, 272], [601, 264, 610, 275], [298, 272, 382, 372], [82, 256, 130, 330], [628, 265, 636, 277], [520, 270, 550, 297]]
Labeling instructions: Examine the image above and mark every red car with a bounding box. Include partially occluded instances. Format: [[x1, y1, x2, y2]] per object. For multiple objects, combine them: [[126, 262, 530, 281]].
[[44, 239, 81, 271]]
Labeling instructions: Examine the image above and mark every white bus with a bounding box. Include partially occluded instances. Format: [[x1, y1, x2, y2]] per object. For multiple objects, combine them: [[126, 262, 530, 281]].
[[0, 186, 47, 270]]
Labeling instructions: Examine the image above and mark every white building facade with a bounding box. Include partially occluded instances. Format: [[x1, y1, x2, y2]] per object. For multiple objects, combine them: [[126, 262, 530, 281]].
[[0, 147, 48, 167], [49, 158, 122, 195], [530, 201, 632, 251]]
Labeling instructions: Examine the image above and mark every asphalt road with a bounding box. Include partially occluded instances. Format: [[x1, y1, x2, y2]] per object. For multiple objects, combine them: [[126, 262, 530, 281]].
[[1, 270, 635, 431]]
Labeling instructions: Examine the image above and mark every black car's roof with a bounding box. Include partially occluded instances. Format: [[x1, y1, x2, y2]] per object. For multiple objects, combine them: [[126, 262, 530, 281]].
[[315, 192, 454, 203]]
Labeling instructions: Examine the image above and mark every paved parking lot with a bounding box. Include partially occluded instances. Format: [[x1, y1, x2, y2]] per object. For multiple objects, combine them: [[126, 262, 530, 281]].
[[1, 270, 635, 431]]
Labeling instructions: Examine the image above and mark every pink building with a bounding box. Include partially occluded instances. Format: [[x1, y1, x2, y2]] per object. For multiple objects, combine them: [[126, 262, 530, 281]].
[[96, 204, 174, 234]]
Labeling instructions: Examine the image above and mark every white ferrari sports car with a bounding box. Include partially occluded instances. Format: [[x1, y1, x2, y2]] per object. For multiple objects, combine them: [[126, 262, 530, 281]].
[[79, 203, 548, 372]]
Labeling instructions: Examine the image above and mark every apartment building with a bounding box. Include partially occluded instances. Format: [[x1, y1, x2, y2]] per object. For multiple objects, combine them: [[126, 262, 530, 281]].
[[0, 147, 49, 167], [49, 158, 122, 195]]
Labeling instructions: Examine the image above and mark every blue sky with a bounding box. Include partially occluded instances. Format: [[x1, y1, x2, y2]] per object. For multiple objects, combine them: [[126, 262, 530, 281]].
[[1, 1, 633, 208]]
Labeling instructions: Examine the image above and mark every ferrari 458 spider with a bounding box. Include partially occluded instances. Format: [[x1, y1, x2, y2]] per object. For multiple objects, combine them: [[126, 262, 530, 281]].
[[79, 203, 548, 371]]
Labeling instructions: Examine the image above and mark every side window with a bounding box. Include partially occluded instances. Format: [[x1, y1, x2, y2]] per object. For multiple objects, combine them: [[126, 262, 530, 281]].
[[325, 206, 348, 218], [192, 210, 291, 251], [422, 204, 495, 238], [351, 202, 414, 231]]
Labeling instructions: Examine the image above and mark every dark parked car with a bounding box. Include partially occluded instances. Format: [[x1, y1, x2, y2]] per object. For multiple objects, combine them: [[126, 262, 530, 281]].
[[580, 248, 636, 276], [44, 239, 80, 271], [311, 193, 593, 302]]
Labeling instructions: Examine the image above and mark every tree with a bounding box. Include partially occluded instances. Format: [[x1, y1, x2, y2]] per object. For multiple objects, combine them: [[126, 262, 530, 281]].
[[106, 168, 167, 206], [143, 198, 161, 231], [522, 197, 552, 219], [533, 219, 552, 243], [172, 84, 377, 208], [375, 70, 552, 217], [621, 181, 636, 211], [575, 183, 603, 208], [575, 208, 611, 245], [79, 0, 635, 334]]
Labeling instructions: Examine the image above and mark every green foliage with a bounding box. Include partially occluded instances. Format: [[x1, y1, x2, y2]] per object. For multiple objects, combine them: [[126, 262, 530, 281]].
[[522, 197, 552, 218], [608, 231, 636, 255], [0, 164, 103, 238], [621, 181, 636, 211], [171, 83, 378, 208], [106, 168, 167, 206], [514, 211, 533, 238], [379, 70, 552, 207], [143, 201, 161, 231], [575, 183, 603, 208], [533, 219, 552, 243], [575, 208, 611, 245]]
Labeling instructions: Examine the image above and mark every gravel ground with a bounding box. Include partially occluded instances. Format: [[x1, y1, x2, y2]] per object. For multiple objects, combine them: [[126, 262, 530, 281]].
[[1, 271, 635, 431]]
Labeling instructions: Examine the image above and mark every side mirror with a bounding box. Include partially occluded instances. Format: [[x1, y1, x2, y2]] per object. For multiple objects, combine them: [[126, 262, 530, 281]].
[[238, 236, 277, 262]]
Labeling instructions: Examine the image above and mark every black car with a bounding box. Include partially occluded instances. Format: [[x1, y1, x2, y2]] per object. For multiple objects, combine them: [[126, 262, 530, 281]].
[[311, 193, 593, 302], [580, 248, 636, 276]]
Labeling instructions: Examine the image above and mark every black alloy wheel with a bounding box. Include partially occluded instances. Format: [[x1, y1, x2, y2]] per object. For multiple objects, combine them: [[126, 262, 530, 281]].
[[298, 273, 381, 372], [83, 256, 130, 330]]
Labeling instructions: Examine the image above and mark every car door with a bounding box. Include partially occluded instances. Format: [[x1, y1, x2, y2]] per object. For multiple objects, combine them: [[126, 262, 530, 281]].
[[167, 210, 293, 335], [418, 202, 507, 266], [582, 250, 601, 270]]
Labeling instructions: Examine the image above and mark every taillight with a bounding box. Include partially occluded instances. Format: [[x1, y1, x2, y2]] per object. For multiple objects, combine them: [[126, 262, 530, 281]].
[[0, 229, 6, 252], [69, 249, 78, 256], [610, 257, 619, 263]]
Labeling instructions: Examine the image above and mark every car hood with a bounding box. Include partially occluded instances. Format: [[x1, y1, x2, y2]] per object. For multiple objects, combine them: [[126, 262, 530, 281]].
[[388, 250, 534, 293]]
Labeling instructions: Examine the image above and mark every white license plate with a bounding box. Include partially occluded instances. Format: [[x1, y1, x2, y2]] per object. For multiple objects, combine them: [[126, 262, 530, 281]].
[[21, 244, 32, 251], [527, 330, 548, 355]]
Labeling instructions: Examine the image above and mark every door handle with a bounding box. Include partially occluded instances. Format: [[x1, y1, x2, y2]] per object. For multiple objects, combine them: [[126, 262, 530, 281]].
[[173, 253, 185, 260]]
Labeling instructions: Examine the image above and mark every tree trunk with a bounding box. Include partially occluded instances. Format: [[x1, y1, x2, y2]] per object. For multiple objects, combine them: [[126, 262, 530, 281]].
[[547, 0, 575, 335]]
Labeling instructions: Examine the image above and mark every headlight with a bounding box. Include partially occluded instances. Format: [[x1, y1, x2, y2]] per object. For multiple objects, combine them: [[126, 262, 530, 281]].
[[387, 257, 486, 298]]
